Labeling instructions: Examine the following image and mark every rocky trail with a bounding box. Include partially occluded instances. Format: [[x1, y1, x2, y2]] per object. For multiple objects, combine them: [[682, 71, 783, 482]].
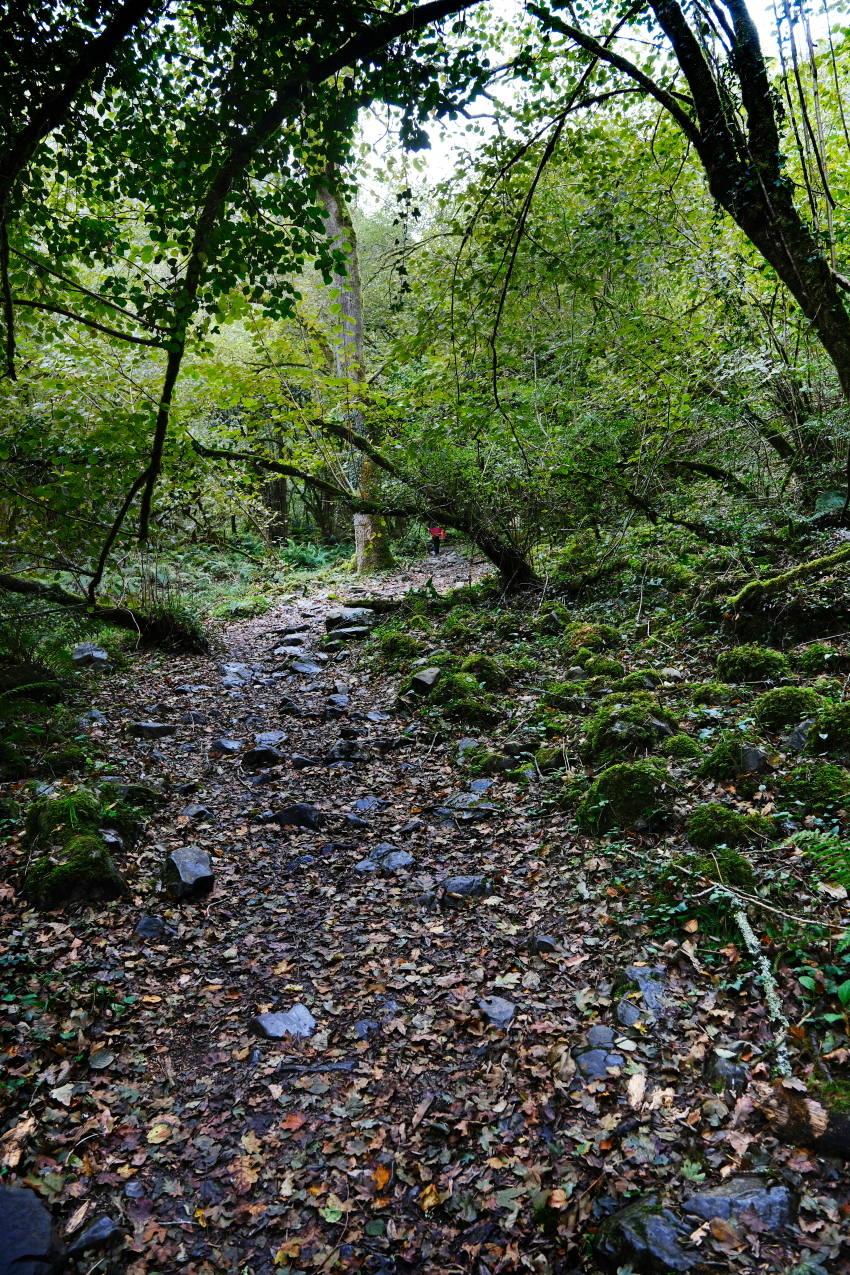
[[2, 553, 849, 1275]]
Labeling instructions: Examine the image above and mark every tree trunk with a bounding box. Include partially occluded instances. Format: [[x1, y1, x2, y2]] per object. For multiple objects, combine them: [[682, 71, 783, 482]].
[[317, 172, 394, 573]]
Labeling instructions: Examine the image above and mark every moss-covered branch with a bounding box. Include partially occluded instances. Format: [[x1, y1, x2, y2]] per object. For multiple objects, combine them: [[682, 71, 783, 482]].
[[727, 542, 850, 610]]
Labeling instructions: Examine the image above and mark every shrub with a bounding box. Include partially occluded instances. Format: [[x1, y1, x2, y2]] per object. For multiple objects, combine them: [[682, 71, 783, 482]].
[[778, 762, 850, 816], [659, 733, 703, 760], [753, 686, 824, 730], [790, 830, 850, 889], [716, 644, 788, 683], [583, 695, 677, 761], [575, 759, 671, 833], [808, 702, 850, 755], [686, 802, 774, 849]]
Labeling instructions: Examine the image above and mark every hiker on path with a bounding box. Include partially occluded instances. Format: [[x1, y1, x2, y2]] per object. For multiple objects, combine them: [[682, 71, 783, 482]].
[[427, 525, 447, 556]]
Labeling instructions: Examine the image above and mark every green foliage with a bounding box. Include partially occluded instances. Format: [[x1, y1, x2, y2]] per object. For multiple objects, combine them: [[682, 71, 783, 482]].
[[790, 830, 850, 889], [575, 759, 670, 833], [460, 652, 511, 690], [686, 802, 774, 849], [753, 686, 824, 730], [561, 622, 622, 656], [661, 845, 755, 891], [659, 732, 703, 759], [690, 682, 740, 705], [716, 644, 789, 683], [583, 694, 678, 761], [778, 762, 850, 816], [25, 786, 142, 848], [583, 654, 625, 678], [426, 672, 503, 728], [809, 701, 850, 754], [791, 643, 841, 674]]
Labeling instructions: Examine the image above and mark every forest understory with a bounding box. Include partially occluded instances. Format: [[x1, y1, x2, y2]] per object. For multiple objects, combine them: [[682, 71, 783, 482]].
[[2, 543, 850, 1275]]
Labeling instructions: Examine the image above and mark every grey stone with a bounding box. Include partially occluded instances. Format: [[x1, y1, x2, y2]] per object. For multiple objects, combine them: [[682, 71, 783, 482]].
[[566, 666, 586, 681], [344, 813, 369, 830], [273, 645, 306, 657], [468, 778, 493, 793], [73, 641, 110, 670], [222, 662, 253, 684], [99, 827, 124, 852], [622, 964, 667, 1021], [456, 737, 480, 759], [291, 755, 321, 769], [682, 1177, 794, 1229], [256, 730, 287, 747], [292, 855, 316, 868], [79, 707, 108, 725], [221, 675, 247, 689], [410, 667, 441, 694], [279, 696, 302, 715], [354, 796, 386, 813], [326, 739, 370, 762], [442, 875, 487, 903], [354, 857, 381, 874], [180, 803, 210, 820], [616, 998, 642, 1028], [181, 710, 209, 725], [242, 745, 284, 769], [661, 667, 685, 681], [134, 915, 174, 940], [366, 710, 390, 723], [479, 996, 516, 1028], [328, 625, 371, 642], [575, 1048, 625, 1079], [381, 851, 415, 872], [326, 607, 376, 631], [0, 1183, 61, 1275], [292, 659, 324, 675], [274, 803, 322, 830], [739, 745, 769, 773], [595, 1195, 696, 1273], [327, 693, 350, 710], [433, 791, 497, 822], [785, 718, 815, 753], [586, 1024, 617, 1047], [128, 721, 177, 739], [252, 1004, 316, 1039], [164, 846, 214, 901], [707, 1050, 750, 1094], [529, 933, 559, 954], [209, 737, 243, 754], [175, 780, 200, 795], [67, 1216, 122, 1255], [355, 1019, 381, 1039]]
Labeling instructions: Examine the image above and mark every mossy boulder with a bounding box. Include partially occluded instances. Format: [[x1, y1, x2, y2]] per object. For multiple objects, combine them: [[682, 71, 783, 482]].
[[659, 732, 703, 760], [698, 733, 769, 781], [660, 845, 756, 892], [561, 621, 621, 655], [686, 802, 774, 849], [374, 629, 421, 664], [575, 759, 671, 833], [23, 835, 129, 909], [778, 761, 850, 815], [791, 643, 840, 674], [534, 744, 566, 774], [583, 695, 677, 761], [460, 653, 511, 690], [584, 654, 625, 679], [690, 682, 740, 706], [808, 702, 850, 755], [716, 644, 789, 683], [428, 672, 503, 728], [611, 670, 663, 692], [754, 686, 824, 730], [25, 786, 142, 848], [542, 684, 590, 714]]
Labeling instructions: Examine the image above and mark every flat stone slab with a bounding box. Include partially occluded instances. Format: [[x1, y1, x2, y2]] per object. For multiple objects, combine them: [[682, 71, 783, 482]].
[[0, 1183, 61, 1275], [165, 846, 214, 901], [274, 803, 322, 830], [326, 607, 376, 631], [291, 659, 324, 675], [209, 737, 243, 754], [683, 1177, 794, 1228], [479, 996, 516, 1028], [256, 730, 287, 747], [252, 1004, 316, 1039], [327, 625, 371, 641], [73, 642, 110, 669], [128, 721, 176, 739]]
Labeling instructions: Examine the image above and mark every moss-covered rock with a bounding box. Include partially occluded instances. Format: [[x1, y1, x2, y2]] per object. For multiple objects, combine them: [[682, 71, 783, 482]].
[[660, 844, 756, 891], [778, 761, 850, 815], [791, 643, 840, 675], [584, 654, 625, 679], [542, 682, 590, 713], [690, 681, 740, 705], [808, 702, 850, 755], [460, 653, 511, 690], [25, 786, 142, 848], [611, 670, 663, 692], [575, 759, 671, 833], [534, 744, 566, 774], [583, 695, 677, 761], [424, 672, 503, 728], [754, 686, 824, 730], [686, 802, 774, 849], [716, 644, 789, 683], [561, 621, 621, 656], [697, 733, 768, 780], [23, 834, 129, 909], [659, 732, 703, 760], [374, 629, 421, 664]]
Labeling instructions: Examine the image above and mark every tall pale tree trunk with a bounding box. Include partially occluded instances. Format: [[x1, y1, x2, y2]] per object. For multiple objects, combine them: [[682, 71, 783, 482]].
[[317, 173, 394, 573]]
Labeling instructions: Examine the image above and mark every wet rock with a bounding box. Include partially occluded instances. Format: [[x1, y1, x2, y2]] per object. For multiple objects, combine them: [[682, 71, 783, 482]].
[[575, 1048, 625, 1079], [67, 1215, 123, 1255], [274, 803, 322, 830], [595, 1195, 696, 1272], [252, 1004, 316, 1039], [73, 641, 110, 670], [479, 996, 516, 1028], [134, 915, 175, 940], [256, 729, 287, 747], [164, 846, 214, 901], [326, 607, 375, 631], [410, 667, 441, 694], [442, 875, 488, 904], [586, 1024, 617, 1048], [128, 721, 177, 739], [785, 718, 815, 753], [180, 803, 210, 820], [616, 998, 642, 1028], [707, 1049, 750, 1094], [682, 1176, 794, 1229], [620, 964, 667, 1021], [0, 1182, 62, 1275], [79, 707, 108, 725], [209, 737, 243, 754], [242, 745, 284, 769], [529, 933, 559, 954]]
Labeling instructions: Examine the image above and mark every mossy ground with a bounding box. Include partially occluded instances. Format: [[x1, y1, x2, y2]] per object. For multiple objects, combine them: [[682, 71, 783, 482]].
[[583, 695, 678, 761], [575, 759, 671, 833], [716, 644, 789, 683], [687, 802, 774, 849], [753, 685, 824, 730]]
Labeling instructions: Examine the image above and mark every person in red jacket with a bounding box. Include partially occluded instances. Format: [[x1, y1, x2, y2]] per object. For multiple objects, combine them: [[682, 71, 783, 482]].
[[428, 525, 447, 555]]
